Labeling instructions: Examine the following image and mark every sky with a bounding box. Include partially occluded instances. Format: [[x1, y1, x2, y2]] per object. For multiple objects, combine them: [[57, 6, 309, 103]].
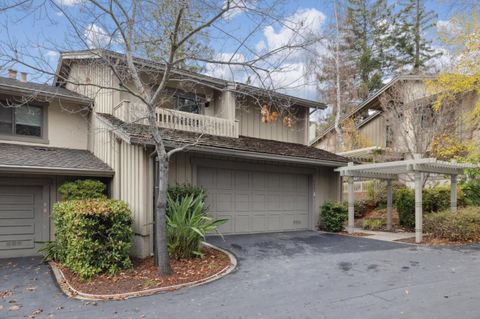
[[0, 0, 473, 102]]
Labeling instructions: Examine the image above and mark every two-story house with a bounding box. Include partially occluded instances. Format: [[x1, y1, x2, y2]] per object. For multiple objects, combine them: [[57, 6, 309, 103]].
[[0, 50, 349, 259], [311, 74, 479, 162]]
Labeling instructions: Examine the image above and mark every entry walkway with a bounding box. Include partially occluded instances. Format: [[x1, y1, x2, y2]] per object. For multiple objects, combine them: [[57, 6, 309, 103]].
[[350, 228, 415, 242]]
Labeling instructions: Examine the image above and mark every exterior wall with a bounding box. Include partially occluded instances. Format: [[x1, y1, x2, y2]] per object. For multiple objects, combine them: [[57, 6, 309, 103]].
[[0, 100, 89, 150], [236, 103, 307, 144], [315, 131, 337, 153], [358, 116, 386, 148], [94, 117, 154, 257], [313, 167, 341, 228], [169, 153, 341, 232]]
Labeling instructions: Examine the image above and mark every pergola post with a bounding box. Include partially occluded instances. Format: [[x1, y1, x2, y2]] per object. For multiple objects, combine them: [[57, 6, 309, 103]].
[[386, 179, 393, 231], [347, 162, 355, 234], [451, 175, 457, 213], [414, 172, 423, 243]]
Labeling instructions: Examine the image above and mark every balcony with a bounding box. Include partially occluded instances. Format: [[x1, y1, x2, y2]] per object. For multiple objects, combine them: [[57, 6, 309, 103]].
[[113, 100, 239, 138]]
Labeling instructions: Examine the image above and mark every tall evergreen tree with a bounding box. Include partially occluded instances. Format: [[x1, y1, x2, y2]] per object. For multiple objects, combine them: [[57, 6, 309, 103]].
[[344, 0, 394, 98], [393, 0, 441, 72]]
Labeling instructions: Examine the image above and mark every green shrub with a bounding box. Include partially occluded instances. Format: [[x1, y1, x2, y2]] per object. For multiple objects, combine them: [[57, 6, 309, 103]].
[[166, 194, 227, 259], [461, 179, 480, 206], [354, 199, 371, 218], [394, 188, 415, 228], [320, 201, 347, 232], [423, 186, 465, 213], [424, 207, 480, 242], [362, 218, 385, 231], [46, 199, 133, 279], [168, 184, 206, 203], [367, 181, 387, 207], [394, 185, 465, 229], [58, 179, 106, 201]]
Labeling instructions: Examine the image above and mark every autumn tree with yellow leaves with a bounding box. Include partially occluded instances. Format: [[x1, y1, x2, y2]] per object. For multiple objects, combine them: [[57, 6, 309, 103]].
[[428, 13, 480, 162]]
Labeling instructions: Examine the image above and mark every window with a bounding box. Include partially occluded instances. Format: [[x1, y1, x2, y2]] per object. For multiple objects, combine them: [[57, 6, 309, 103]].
[[0, 104, 44, 138], [158, 87, 205, 114]]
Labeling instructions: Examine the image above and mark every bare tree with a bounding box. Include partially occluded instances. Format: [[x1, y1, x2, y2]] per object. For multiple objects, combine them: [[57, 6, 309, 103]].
[[379, 80, 457, 159], [0, 0, 315, 275], [309, 0, 359, 151]]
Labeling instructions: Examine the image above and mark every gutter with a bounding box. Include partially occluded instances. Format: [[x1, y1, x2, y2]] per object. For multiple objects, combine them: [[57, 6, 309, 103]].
[[160, 141, 348, 168], [0, 165, 114, 177], [0, 84, 92, 105]]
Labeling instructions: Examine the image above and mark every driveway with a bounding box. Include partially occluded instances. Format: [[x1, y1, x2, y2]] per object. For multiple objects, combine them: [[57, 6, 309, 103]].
[[2, 231, 480, 318]]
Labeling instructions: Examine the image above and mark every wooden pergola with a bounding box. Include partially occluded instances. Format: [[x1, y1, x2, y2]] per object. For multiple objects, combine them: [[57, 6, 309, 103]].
[[335, 158, 475, 243]]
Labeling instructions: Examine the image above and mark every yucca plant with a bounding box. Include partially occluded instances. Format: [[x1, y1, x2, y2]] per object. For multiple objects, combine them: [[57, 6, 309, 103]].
[[166, 194, 227, 259]]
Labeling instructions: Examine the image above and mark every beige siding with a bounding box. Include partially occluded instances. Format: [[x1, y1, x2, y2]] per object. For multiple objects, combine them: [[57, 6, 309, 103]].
[[168, 153, 193, 185], [236, 104, 307, 144], [94, 117, 154, 257], [313, 167, 341, 227], [65, 62, 121, 117], [315, 132, 337, 153], [359, 116, 386, 148], [0, 100, 89, 150]]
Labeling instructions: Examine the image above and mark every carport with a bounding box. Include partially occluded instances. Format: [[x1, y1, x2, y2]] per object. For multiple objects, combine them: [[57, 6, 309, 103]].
[[335, 157, 475, 243]]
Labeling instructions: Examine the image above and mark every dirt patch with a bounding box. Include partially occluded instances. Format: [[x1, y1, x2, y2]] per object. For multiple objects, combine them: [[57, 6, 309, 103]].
[[55, 247, 231, 295], [395, 235, 478, 246]]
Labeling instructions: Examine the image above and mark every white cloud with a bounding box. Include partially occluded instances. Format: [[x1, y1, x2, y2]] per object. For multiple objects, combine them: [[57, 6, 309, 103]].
[[54, 0, 83, 6], [425, 46, 452, 73], [437, 19, 458, 34], [46, 50, 59, 58], [84, 24, 112, 49], [206, 8, 326, 100], [262, 8, 325, 53], [205, 53, 249, 82]]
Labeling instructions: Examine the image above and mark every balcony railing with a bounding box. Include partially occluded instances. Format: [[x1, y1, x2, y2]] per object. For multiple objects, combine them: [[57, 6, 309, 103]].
[[113, 100, 239, 138]]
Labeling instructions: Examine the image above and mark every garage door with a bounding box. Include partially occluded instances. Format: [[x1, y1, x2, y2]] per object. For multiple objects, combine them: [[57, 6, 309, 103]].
[[197, 167, 310, 234], [0, 185, 47, 258]]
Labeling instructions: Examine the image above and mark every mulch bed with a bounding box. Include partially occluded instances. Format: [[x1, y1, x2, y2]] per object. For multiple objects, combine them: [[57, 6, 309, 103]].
[[56, 247, 230, 295], [340, 231, 373, 237], [395, 235, 478, 246]]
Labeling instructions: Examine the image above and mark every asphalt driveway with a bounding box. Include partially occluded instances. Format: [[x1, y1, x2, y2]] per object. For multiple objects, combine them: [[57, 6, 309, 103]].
[[2, 231, 480, 318]]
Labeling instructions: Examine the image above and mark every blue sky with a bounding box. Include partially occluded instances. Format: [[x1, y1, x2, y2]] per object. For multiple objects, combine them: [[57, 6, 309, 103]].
[[0, 0, 473, 100]]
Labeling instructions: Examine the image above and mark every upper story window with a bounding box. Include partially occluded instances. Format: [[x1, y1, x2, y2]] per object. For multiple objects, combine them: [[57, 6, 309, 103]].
[[0, 104, 44, 138], [158, 87, 206, 114]]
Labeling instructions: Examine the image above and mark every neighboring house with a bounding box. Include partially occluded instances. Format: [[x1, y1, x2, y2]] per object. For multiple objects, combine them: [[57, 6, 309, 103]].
[[0, 51, 349, 259], [311, 74, 479, 162]]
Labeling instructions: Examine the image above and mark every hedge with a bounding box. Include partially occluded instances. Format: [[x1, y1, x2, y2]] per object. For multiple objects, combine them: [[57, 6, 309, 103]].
[[320, 201, 347, 232], [48, 199, 133, 279], [424, 207, 480, 242], [58, 179, 106, 201], [394, 186, 466, 229]]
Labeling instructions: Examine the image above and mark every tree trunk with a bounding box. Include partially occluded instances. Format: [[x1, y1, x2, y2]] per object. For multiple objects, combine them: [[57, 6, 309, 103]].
[[333, 0, 344, 151], [414, 0, 421, 71], [154, 155, 172, 276]]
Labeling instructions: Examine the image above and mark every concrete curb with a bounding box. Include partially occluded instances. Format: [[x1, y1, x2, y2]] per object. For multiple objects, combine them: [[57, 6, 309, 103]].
[[49, 242, 237, 301]]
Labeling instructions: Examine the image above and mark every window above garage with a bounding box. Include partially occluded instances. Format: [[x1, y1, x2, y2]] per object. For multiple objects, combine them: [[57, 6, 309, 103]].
[[0, 103, 47, 143]]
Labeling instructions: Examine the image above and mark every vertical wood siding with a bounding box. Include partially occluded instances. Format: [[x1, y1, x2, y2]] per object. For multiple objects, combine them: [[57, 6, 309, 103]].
[[236, 104, 307, 144], [359, 116, 386, 148]]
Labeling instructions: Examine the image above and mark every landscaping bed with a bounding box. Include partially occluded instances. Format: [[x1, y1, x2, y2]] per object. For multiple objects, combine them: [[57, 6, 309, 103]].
[[395, 235, 476, 246], [53, 246, 232, 296]]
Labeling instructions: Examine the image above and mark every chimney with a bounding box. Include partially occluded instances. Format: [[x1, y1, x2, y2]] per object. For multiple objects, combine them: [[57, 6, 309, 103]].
[[20, 72, 27, 82], [8, 69, 17, 80]]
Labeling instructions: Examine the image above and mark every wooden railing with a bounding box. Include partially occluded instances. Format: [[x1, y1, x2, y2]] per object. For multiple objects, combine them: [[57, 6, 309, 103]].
[[113, 100, 239, 138]]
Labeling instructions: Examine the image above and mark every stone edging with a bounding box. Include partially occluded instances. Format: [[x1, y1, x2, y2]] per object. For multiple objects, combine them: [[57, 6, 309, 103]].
[[49, 242, 237, 301]]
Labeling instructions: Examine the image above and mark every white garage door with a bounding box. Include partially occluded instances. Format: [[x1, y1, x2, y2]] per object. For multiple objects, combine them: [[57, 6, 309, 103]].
[[0, 185, 47, 258], [197, 167, 310, 234]]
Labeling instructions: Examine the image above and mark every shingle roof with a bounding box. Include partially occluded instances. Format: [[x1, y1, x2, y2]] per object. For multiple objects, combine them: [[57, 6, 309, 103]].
[[0, 143, 113, 176], [0, 76, 91, 103], [97, 113, 349, 165]]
